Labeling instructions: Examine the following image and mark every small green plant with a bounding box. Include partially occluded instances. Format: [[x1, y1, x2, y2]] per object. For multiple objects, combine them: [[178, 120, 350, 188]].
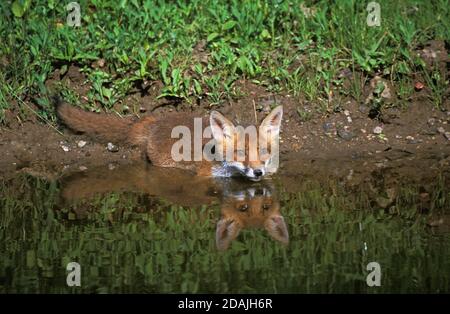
[[422, 67, 448, 110], [296, 107, 312, 122]]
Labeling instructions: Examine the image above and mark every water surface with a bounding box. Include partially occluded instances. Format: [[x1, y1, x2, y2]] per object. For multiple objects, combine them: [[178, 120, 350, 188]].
[[1, 159, 449, 293]]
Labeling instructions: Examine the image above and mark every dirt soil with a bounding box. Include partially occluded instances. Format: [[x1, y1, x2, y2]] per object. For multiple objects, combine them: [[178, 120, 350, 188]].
[[1, 94, 449, 180]]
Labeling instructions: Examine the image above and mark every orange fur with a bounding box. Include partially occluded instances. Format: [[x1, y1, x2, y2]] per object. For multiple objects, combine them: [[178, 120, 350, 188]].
[[56, 100, 282, 179]]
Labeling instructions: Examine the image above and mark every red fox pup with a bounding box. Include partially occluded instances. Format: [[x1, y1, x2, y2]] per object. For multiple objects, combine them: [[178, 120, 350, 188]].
[[56, 99, 283, 181]]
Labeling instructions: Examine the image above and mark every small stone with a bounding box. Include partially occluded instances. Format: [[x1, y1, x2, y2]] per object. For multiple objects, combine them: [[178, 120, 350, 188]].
[[414, 82, 424, 91], [343, 110, 350, 116], [373, 126, 383, 134], [61, 145, 70, 152], [337, 129, 356, 141], [79, 166, 87, 171], [108, 163, 116, 170], [359, 104, 369, 114], [107, 142, 119, 152], [427, 118, 436, 126], [395, 135, 402, 139], [92, 58, 106, 68], [338, 68, 352, 79], [437, 126, 445, 134], [406, 136, 421, 144], [139, 107, 147, 113], [347, 116, 353, 123], [421, 127, 439, 135], [444, 132, 450, 141], [77, 140, 87, 148], [323, 122, 334, 133]]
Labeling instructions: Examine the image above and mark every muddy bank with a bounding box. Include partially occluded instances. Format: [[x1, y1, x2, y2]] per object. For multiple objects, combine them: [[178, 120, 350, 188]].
[[1, 96, 449, 181]]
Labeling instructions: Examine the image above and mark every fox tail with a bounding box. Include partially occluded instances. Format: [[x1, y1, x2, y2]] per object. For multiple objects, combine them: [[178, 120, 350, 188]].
[[54, 97, 135, 144]]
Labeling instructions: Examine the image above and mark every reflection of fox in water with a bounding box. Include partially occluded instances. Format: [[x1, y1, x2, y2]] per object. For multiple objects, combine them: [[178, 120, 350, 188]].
[[59, 164, 288, 250], [56, 98, 282, 181], [216, 184, 288, 251]]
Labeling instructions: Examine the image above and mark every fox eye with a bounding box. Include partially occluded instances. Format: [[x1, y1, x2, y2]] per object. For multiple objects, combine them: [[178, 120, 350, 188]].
[[262, 204, 271, 210], [238, 204, 248, 212]]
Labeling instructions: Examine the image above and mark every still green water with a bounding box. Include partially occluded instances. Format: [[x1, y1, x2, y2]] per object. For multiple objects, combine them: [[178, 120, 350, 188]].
[[1, 162, 449, 293]]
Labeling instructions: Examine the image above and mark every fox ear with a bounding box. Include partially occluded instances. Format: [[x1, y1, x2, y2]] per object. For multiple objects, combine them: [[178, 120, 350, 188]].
[[265, 215, 289, 245], [216, 218, 241, 251], [210, 111, 235, 143], [260, 105, 283, 138]]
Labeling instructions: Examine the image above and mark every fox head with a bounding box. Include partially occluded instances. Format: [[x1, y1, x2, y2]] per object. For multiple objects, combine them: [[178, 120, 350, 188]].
[[209, 106, 283, 181], [215, 184, 289, 251]]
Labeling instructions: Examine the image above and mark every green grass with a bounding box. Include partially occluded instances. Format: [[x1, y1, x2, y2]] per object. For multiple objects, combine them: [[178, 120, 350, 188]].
[[0, 173, 449, 293], [0, 0, 449, 123]]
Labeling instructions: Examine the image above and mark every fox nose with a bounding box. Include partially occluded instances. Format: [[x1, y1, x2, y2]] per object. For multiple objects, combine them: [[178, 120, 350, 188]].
[[254, 169, 263, 177]]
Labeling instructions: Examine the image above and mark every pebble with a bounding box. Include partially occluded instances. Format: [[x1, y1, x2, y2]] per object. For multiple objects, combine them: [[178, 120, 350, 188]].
[[414, 82, 424, 91], [337, 129, 356, 141], [406, 136, 422, 144], [359, 104, 369, 114], [61, 145, 70, 152], [323, 122, 334, 133], [107, 142, 119, 152], [373, 126, 383, 134], [77, 140, 87, 148], [444, 132, 450, 141], [437, 127, 445, 134], [79, 166, 87, 171]]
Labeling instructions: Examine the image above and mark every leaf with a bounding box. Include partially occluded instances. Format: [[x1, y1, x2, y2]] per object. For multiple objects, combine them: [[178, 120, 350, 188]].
[[102, 87, 112, 99], [160, 60, 169, 84], [48, 0, 55, 9], [193, 79, 202, 95], [171, 68, 181, 85], [260, 29, 271, 39], [207, 32, 219, 42], [222, 20, 236, 31], [11, 1, 25, 17]]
